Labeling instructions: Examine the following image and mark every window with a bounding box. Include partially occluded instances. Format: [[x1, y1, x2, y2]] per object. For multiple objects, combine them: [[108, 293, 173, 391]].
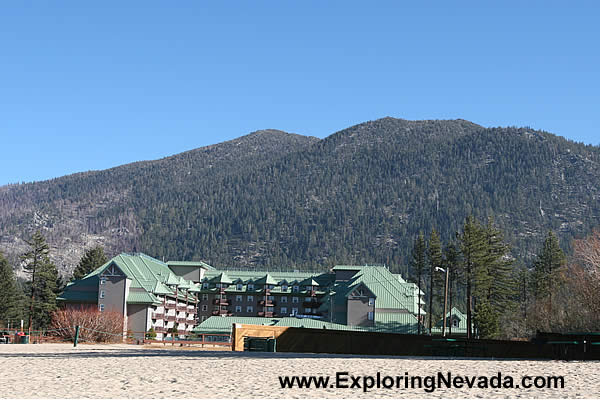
[[291, 307, 298, 315], [201, 316, 207, 322], [202, 294, 208, 301], [305, 297, 311, 302], [453, 319, 459, 328], [246, 306, 253, 313], [236, 295, 243, 302], [281, 285, 288, 291], [100, 277, 106, 285], [304, 308, 311, 313], [292, 297, 299, 303], [368, 298, 375, 306], [201, 305, 208, 311], [99, 304, 105, 312], [236, 283, 243, 291], [202, 282, 209, 289], [247, 295, 254, 302], [368, 311, 374, 321], [247, 284, 254, 290], [268, 295, 275, 301], [280, 307, 287, 314], [292, 285, 299, 292], [281, 296, 288, 303], [235, 306, 242, 313], [99, 290, 105, 299]]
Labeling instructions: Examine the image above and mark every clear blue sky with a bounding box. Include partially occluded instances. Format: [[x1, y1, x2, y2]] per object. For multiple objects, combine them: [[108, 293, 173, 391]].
[[1, 1, 598, 185]]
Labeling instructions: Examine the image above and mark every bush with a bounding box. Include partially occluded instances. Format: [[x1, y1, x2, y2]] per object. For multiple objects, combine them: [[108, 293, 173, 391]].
[[145, 327, 157, 340], [51, 306, 124, 343]]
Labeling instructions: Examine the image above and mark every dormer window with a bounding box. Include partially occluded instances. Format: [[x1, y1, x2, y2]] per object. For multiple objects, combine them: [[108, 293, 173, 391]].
[[202, 282, 209, 289], [236, 283, 243, 291], [247, 284, 254, 290], [368, 298, 375, 306], [292, 285, 299, 292], [281, 284, 288, 291]]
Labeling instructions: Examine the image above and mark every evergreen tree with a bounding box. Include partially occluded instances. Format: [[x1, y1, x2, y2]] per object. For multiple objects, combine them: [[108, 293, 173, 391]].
[[457, 216, 487, 338], [531, 231, 566, 312], [442, 241, 461, 335], [411, 232, 426, 334], [0, 251, 23, 327], [21, 231, 59, 330], [427, 229, 443, 332], [72, 246, 108, 281]]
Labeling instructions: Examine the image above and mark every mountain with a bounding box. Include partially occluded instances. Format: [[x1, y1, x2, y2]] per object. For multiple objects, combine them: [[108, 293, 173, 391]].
[[1, 118, 599, 277]]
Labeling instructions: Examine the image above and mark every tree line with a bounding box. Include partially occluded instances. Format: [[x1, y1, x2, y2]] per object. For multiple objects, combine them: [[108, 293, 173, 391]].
[[0, 232, 106, 330], [412, 215, 600, 339]]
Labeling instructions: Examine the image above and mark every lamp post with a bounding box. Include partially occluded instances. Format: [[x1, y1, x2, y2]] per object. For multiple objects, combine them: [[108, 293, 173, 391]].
[[435, 266, 450, 337]]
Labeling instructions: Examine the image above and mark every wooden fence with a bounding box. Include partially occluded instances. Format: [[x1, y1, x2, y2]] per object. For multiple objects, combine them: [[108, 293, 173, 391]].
[[231, 323, 600, 360]]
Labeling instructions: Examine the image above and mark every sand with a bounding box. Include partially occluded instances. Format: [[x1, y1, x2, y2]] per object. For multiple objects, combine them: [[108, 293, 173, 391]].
[[0, 343, 599, 398]]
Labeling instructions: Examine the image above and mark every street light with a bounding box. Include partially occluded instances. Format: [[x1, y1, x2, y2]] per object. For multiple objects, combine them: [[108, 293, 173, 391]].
[[435, 266, 450, 337]]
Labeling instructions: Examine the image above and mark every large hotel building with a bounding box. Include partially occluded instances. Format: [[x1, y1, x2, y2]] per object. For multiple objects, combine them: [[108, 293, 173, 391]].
[[59, 253, 425, 338]]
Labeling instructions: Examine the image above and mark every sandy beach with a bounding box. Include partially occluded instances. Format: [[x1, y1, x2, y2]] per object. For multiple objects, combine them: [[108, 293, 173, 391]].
[[0, 343, 599, 398]]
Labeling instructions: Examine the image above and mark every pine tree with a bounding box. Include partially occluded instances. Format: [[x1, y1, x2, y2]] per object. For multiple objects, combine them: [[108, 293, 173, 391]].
[[531, 231, 566, 313], [21, 231, 59, 330], [443, 241, 461, 335], [457, 216, 487, 339], [411, 232, 426, 334], [0, 251, 23, 327], [72, 246, 108, 281], [427, 229, 443, 332]]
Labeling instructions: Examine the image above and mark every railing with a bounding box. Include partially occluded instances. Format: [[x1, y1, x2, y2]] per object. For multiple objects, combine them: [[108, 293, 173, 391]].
[[152, 313, 164, 319], [176, 305, 188, 312], [177, 329, 187, 335], [165, 315, 176, 322], [176, 317, 187, 323], [165, 303, 177, 309], [187, 308, 197, 315], [154, 326, 167, 333]]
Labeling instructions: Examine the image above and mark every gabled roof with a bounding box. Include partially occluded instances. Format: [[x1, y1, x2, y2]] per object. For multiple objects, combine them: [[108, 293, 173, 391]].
[[59, 253, 197, 305], [299, 277, 320, 287], [254, 273, 278, 286], [211, 272, 233, 285]]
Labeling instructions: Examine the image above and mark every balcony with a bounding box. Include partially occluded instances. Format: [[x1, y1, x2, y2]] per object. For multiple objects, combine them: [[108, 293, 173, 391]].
[[154, 326, 166, 333], [152, 312, 164, 319], [177, 329, 187, 335], [212, 309, 232, 316], [258, 300, 275, 306], [176, 317, 187, 323], [165, 303, 177, 310], [213, 298, 229, 306], [165, 315, 176, 322], [258, 311, 274, 317], [176, 305, 188, 312], [187, 308, 197, 315]]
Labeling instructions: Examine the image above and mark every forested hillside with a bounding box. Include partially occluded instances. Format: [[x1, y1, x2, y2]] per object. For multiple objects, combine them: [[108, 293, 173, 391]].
[[1, 118, 599, 277]]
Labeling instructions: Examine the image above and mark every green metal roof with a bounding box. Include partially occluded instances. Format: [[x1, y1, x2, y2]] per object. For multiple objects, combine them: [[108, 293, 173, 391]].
[[59, 253, 197, 306], [254, 273, 278, 286], [167, 260, 216, 270], [211, 272, 233, 284], [194, 315, 418, 335], [299, 277, 320, 287]]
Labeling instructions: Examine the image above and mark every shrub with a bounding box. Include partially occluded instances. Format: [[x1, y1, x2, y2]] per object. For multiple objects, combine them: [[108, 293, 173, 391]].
[[51, 306, 123, 343]]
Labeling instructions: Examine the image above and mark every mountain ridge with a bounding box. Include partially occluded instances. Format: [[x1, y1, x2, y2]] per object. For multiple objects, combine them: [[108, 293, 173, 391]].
[[1, 117, 599, 277]]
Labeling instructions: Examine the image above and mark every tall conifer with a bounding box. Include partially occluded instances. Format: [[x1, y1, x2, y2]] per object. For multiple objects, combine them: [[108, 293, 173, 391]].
[[21, 231, 58, 330]]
